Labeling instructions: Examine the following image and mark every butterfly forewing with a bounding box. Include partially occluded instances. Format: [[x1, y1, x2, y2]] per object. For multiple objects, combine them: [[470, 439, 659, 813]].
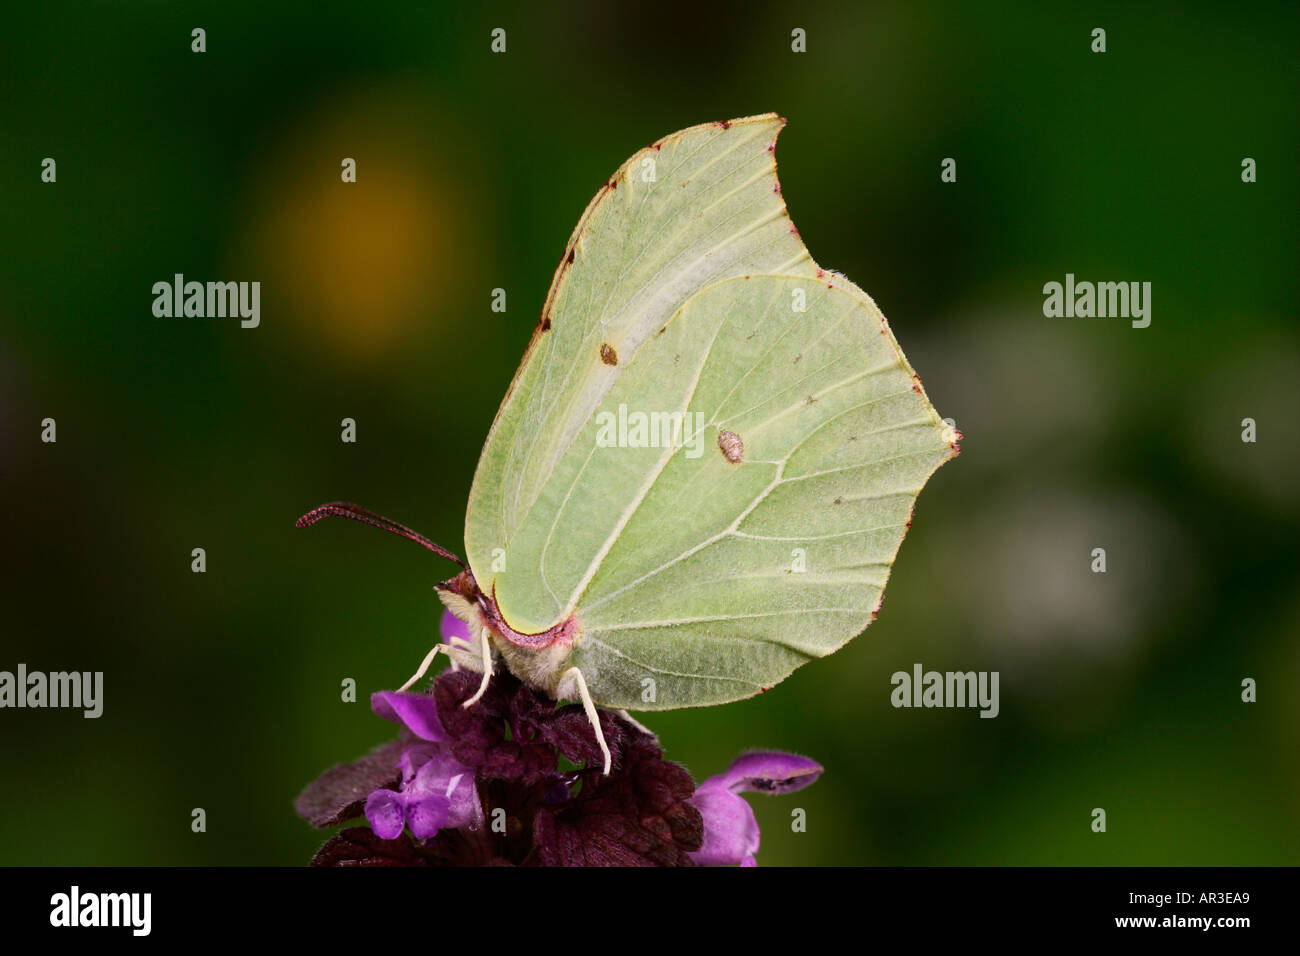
[[465, 115, 817, 603]]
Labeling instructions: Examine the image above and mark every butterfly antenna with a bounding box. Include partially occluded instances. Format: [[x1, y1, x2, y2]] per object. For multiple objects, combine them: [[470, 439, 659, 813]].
[[296, 501, 466, 569]]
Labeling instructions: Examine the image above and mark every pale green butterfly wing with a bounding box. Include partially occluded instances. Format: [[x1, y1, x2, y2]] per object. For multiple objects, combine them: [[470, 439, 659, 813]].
[[464, 115, 957, 709], [499, 274, 956, 709], [465, 114, 818, 612]]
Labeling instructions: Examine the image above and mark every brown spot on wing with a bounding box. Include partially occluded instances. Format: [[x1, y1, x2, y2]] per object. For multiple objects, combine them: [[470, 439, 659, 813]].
[[718, 430, 743, 463], [600, 343, 618, 365]]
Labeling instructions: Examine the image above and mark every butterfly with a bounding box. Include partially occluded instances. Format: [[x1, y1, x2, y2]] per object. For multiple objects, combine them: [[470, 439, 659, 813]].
[[299, 114, 959, 772]]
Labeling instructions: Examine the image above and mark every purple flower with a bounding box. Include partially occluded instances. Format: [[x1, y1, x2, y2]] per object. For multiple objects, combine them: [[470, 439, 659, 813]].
[[689, 751, 823, 867], [358, 611, 483, 840], [364, 689, 482, 839], [371, 689, 448, 743], [296, 631, 823, 866]]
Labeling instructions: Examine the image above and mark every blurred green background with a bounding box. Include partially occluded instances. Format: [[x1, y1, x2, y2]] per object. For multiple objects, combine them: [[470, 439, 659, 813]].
[[2, 1, 1297, 866]]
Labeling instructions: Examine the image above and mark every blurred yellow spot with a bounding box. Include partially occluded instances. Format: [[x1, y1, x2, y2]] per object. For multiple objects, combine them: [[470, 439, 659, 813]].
[[239, 93, 479, 365]]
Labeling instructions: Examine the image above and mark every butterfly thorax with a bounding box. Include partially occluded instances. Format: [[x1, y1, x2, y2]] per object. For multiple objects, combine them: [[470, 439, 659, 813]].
[[436, 570, 579, 698]]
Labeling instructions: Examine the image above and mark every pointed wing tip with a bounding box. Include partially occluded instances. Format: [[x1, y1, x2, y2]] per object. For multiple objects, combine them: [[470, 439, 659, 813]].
[[727, 111, 785, 126], [737, 112, 787, 138], [674, 113, 786, 143]]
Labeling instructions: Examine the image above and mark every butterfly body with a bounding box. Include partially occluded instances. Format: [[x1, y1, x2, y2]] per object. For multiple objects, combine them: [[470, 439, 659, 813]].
[[435, 569, 577, 698]]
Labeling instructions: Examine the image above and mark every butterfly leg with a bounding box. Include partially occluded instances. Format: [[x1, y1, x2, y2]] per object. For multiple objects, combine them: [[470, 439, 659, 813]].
[[460, 626, 495, 709], [444, 635, 474, 670], [557, 667, 612, 775], [397, 643, 451, 692]]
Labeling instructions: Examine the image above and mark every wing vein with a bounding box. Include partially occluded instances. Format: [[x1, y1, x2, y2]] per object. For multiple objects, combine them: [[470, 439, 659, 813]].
[[588, 607, 865, 632], [559, 297, 734, 618]]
